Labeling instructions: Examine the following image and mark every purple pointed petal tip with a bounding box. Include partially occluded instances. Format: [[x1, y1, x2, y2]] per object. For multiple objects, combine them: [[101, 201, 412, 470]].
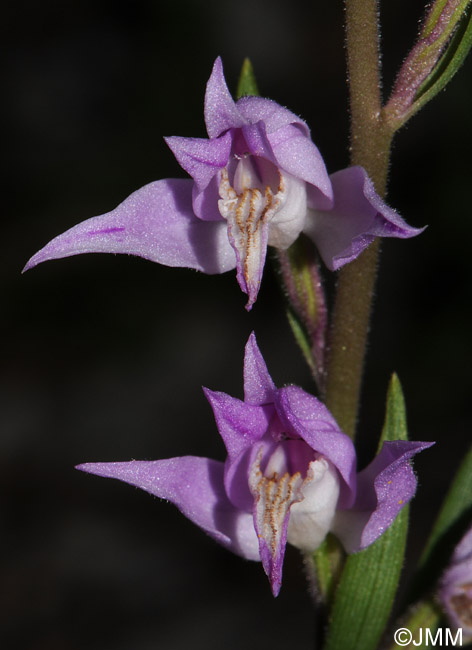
[[204, 57, 246, 139], [334, 440, 434, 553], [243, 333, 276, 405], [359, 166, 426, 237], [305, 166, 425, 272], [358, 440, 434, 548], [259, 539, 284, 597], [331, 167, 426, 270], [23, 179, 237, 275], [77, 459, 260, 561]]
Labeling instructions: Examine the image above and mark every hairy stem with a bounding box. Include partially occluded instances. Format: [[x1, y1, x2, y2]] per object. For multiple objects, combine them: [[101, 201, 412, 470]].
[[324, 0, 394, 437]]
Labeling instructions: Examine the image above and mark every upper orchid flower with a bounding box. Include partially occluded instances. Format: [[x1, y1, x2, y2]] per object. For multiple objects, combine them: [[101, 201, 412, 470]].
[[24, 58, 422, 309], [77, 333, 432, 595]]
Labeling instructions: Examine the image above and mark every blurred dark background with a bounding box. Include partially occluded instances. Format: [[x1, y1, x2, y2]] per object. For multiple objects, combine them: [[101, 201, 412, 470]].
[[3, 0, 472, 648]]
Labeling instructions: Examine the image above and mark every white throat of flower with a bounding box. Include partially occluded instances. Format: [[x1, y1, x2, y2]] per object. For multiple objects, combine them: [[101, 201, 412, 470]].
[[249, 444, 340, 558], [217, 156, 307, 306]]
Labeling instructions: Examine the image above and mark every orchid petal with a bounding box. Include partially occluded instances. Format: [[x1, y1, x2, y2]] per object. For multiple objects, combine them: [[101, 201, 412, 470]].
[[236, 96, 310, 137], [333, 440, 434, 553], [24, 179, 236, 274], [275, 385, 357, 507], [452, 527, 472, 563], [243, 332, 276, 406], [236, 96, 333, 210], [268, 124, 333, 209], [240, 122, 276, 162], [203, 389, 270, 460], [304, 166, 425, 271], [165, 132, 232, 193], [77, 458, 260, 561], [204, 57, 247, 139], [203, 388, 272, 511]]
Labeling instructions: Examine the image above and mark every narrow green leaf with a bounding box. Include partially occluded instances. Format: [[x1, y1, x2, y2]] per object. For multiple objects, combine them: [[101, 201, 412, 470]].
[[377, 373, 408, 449], [323, 517, 408, 650], [236, 58, 259, 99], [408, 442, 472, 603], [286, 308, 316, 373], [323, 375, 409, 650]]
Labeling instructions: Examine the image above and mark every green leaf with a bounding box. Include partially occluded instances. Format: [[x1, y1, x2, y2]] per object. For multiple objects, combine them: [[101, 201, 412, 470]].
[[376, 373, 408, 449], [323, 374, 409, 650], [408, 441, 472, 603], [286, 308, 316, 373], [236, 58, 259, 99]]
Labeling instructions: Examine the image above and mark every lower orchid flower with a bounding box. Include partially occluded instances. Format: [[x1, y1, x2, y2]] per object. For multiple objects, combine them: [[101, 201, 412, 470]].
[[24, 58, 423, 309], [77, 333, 433, 595], [439, 525, 472, 640]]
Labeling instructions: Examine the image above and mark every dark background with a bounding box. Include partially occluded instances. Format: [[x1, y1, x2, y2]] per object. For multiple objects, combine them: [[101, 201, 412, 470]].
[[3, 1, 472, 648]]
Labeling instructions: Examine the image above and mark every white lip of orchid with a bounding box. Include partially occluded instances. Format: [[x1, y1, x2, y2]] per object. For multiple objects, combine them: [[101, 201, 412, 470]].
[[217, 156, 308, 301], [287, 456, 340, 553], [249, 444, 340, 559]]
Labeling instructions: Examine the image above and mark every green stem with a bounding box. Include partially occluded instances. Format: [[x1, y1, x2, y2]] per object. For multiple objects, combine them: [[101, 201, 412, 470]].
[[324, 0, 394, 437]]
